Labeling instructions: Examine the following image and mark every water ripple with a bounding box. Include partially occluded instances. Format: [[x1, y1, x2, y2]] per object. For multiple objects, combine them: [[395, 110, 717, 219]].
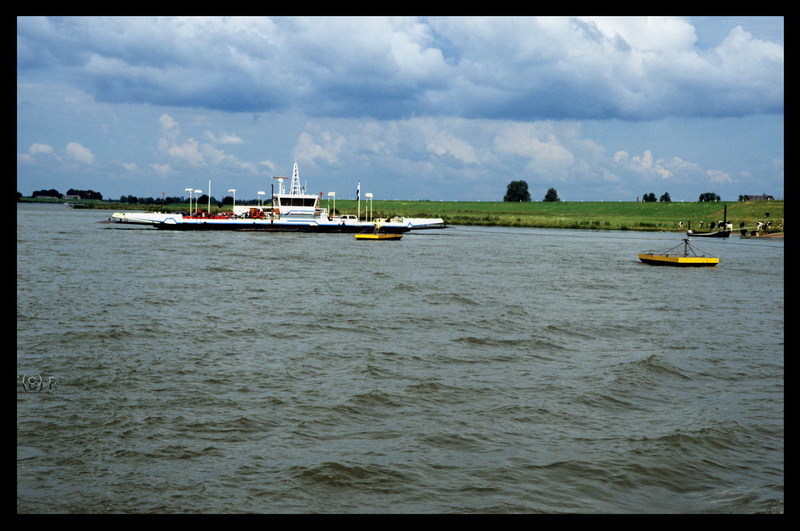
[[16, 207, 783, 514]]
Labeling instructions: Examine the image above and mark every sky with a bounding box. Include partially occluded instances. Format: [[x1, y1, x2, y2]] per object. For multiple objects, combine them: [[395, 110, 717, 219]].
[[17, 16, 784, 202]]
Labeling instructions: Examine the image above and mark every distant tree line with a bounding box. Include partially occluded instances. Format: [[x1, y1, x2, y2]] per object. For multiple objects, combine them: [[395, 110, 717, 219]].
[[640, 192, 724, 202], [698, 192, 721, 202], [641, 192, 672, 202], [27, 188, 103, 200], [29, 188, 63, 198], [18, 185, 774, 205], [504, 181, 560, 202], [118, 194, 182, 205], [20, 189, 270, 207], [117, 194, 275, 207], [66, 189, 103, 200], [116, 194, 272, 207], [504, 181, 749, 202]]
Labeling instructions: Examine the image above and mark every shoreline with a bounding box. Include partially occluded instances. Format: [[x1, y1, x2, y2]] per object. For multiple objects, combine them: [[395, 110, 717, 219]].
[[749, 232, 784, 238], [19, 200, 785, 236]]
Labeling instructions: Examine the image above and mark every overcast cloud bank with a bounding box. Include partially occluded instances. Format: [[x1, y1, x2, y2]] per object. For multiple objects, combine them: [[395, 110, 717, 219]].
[[17, 16, 784, 201]]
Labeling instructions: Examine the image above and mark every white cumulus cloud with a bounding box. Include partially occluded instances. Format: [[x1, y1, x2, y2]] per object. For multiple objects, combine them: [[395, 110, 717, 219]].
[[65, 142, 95, 164]]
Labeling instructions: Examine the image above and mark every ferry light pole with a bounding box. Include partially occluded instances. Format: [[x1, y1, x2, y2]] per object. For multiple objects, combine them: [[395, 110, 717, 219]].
[[228, 189, 236, 213], [194, 190, 202, 214], [185, 188, 193, 214], [258, 191, 265, 207], [366, 193, 373, 222]]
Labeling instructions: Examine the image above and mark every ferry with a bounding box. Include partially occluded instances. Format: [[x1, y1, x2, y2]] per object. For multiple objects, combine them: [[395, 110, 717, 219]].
[[109, 163, 445, 233], [638, 239, 719, 267]]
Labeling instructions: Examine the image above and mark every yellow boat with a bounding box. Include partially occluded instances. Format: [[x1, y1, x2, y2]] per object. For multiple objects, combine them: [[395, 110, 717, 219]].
[[355, 232, 402, 241], [355, 223, 403, 240], [638, 239, 719, 267]]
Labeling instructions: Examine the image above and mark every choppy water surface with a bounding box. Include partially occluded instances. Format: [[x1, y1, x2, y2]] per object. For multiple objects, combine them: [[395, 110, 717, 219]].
[[17, 204, 783, 514]]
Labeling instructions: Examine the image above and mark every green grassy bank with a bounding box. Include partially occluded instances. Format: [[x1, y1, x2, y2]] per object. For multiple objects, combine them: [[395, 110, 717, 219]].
[[334, 199, 783, 233], [33, 197, 783, 233]]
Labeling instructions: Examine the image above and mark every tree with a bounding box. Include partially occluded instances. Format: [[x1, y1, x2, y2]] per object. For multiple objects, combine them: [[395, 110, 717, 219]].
[[642, 193, 657, 202], [699, 192, 720, 202], [32, 189, 62, 198], [67, 188, 103, 200], [504, 180, 531, 202], [659, 192, 671, 202], [543, 187, 560, 202]]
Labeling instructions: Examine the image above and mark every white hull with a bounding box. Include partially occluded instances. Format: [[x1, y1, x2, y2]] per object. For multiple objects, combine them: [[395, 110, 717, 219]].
[[110, 211, 178, 225], [151, 215, 444, 232], [110, 210, 444, 232]]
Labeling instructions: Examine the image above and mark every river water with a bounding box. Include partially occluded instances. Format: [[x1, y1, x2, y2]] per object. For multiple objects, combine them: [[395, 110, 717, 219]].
[[17, 203, 783, 514]]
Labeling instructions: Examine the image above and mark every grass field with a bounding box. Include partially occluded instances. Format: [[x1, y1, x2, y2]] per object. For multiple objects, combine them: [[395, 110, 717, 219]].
[[331, 199, 784, 233], [41, 198, 783, 233]]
